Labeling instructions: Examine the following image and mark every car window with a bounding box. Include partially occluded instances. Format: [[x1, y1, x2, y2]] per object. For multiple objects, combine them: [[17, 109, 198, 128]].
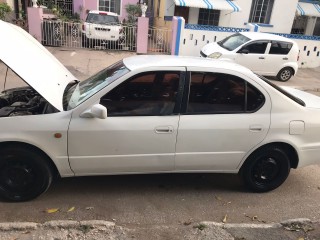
[[241, 41, 268, 54], [186, 72, 264, 114], [217, 33, 251, 51], [269, 41, 293, 55], [86, 13, 119, 24], [100, 71, 181, 116]]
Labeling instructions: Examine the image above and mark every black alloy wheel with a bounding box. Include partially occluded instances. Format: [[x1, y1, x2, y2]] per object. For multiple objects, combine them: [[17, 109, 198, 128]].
[[241, 146, 290, 192], [0, 146, 53, 202]]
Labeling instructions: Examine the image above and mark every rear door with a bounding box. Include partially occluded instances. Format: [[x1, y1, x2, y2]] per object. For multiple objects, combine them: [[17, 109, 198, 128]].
[[175, 68, 271, 171]]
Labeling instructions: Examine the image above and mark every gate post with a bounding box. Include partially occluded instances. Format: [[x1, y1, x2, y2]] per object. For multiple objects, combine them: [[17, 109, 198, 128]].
[[171, 16, 185, 56], [27, 7, 43, 42], [137, 17, 149, 54]]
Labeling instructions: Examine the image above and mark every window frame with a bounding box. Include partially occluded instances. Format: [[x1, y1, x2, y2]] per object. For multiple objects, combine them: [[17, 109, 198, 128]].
[[238, 40, 270, 54], [98, 0, 121, 15], [99, 70, 186, 117], [198, 8, 220, 26], [249, 0, 274, 24], [180, 71, 266, 115]]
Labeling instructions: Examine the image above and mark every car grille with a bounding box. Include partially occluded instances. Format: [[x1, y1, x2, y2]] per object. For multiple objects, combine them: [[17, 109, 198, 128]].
[[200, 51, 207, 58]]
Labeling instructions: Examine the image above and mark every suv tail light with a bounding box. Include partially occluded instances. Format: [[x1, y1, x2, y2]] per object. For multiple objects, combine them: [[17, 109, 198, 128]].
[[82, 24, 85, 31]]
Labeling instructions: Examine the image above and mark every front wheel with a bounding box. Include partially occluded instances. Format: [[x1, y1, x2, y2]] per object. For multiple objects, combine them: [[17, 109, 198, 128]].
[[277, 67, 293, 82], [0, 146, 53, 202], [241, 146, 290, 192]]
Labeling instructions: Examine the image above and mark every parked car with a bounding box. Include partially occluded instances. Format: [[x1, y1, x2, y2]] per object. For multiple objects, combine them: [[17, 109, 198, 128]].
[[200, 32, 299, 82], [1, 20, 320, 202], [81, 10, 124, 48]]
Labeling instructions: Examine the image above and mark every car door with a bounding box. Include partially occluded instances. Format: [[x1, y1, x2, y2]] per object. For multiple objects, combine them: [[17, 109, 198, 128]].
[[175, 68, 271, 171], [68, 70, 184, 175], [235, 40, 270, 74]]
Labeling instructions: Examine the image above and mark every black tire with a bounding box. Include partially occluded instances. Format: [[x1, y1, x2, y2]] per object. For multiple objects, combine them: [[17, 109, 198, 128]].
[[0, 146, 53, 202], [241, 146, 290, 192], [277, 67, 293, 82]]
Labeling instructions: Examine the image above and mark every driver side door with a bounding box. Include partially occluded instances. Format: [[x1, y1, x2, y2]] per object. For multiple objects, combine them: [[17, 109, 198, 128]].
[[68, 69, 184, 175]]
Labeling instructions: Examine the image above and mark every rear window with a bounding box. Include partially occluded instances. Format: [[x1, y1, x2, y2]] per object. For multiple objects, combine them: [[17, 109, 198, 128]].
[[256, 74, 305, 106], [86, 13, 119, 24], [269, 41, 293, 55]]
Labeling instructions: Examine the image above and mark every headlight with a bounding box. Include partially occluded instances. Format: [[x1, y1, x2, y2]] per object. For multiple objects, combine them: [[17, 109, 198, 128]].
[[208, 52, 222, 59]]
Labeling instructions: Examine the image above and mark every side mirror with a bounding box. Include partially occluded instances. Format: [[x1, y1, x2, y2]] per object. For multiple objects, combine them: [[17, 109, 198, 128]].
[[239, 48, 249, 54], [80, 104, 107, 119]]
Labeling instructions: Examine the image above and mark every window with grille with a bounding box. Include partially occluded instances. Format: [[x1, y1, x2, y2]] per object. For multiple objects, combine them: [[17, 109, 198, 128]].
[[249, 0, 274, 24], [198, 9, 220, 26], [99, 0, 121, 15], [42, 0, 73, 16]]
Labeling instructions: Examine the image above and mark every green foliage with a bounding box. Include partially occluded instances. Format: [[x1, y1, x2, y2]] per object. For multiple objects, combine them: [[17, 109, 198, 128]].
[[0, 3, 12, 21], [125, 4, 141, 24]]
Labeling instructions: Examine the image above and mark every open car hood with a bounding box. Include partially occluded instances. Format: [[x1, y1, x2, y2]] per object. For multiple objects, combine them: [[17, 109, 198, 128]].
[[0, 21, 77, 111]]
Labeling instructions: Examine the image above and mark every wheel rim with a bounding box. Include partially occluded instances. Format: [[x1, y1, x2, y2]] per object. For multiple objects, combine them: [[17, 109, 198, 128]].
[[0, 160, 36, 193], [252, 157, 280, 185], [280, 70, 291, 80]]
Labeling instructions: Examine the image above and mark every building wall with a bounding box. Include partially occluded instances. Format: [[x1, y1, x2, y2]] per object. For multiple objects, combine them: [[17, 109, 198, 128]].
[[153, 0, 172, 28]]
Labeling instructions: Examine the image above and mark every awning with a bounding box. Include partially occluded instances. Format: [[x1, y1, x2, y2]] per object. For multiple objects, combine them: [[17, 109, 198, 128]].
[[173, 0, 241, 12], [296, 2, 320, 17]]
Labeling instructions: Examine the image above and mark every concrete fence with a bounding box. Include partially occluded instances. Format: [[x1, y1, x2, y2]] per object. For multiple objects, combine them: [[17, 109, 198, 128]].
[[170, 17, 320, 68]]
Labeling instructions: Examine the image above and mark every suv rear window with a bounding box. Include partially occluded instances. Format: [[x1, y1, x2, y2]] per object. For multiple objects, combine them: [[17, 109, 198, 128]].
[[269, 41, 293, 55], [86, 13, 119, 24]]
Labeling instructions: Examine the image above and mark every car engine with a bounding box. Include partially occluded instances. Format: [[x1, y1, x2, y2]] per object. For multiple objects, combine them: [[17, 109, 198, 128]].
[[0, 87, 57, 117]]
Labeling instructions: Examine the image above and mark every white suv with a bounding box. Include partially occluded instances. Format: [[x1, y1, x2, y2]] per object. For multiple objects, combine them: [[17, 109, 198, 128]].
[[200, 32, 299, 81], [81, 10, 123, 48]]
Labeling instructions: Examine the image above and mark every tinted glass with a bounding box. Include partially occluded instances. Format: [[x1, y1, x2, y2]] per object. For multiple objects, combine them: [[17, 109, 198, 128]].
[[247, 82, 265, 111], [243, 41, 268, 54], [269, 41, 293, 55], [86, 13, 119, 24], [218, 33, 251, 51], [100, 71, 180, 116], [187, 72, 245, 114]]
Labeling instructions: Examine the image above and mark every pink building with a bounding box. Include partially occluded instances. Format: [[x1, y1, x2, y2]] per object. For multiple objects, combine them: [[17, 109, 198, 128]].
[[73, 0, 140, 21]]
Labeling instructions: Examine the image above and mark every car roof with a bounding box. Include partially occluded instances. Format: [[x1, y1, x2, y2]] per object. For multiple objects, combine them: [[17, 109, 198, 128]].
[[88, 10, 118, 16], [240, 32, 295, 43], [123, 55, 253, 73]]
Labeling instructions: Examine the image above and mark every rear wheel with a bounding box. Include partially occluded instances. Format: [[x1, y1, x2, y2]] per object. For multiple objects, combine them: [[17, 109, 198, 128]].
[[277, 67, 293, 82], [241, 146, 290, 192], [0, 146, 53, 202]]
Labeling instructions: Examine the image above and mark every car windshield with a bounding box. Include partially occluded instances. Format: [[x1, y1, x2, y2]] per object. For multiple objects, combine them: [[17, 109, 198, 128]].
[[86, 13, 119, 24], [256, 74, 305, 106], [64, 60, 129, 110], [218, 33, 251, 51]]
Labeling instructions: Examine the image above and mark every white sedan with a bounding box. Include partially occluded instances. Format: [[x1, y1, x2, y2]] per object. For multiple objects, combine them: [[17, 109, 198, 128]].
[[1, 21, 320, 201]]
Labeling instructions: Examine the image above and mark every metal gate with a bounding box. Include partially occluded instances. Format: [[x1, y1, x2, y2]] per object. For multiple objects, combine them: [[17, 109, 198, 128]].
[[148, 27, 172, 54], [41, 20, 137, 51]]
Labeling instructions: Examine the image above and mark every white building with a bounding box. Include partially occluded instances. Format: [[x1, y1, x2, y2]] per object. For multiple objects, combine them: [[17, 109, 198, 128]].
[[157, 0, 320, 35]]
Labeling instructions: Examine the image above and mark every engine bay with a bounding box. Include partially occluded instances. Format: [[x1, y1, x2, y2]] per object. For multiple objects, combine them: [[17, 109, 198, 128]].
[[0, 87, 57, 117]]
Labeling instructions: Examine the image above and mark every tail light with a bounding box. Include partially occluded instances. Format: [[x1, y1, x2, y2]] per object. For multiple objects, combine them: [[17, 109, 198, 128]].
[[82, 24, 85, 31], [297, 50, 300, 61]]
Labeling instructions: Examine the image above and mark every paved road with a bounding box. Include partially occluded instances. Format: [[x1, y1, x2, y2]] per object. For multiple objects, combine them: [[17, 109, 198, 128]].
[[0, 48, 320, 227]]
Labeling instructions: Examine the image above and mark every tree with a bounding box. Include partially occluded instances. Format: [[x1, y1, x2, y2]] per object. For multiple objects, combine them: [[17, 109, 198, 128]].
[[0, 3, 12, 21], [125, 4, 141, 24]]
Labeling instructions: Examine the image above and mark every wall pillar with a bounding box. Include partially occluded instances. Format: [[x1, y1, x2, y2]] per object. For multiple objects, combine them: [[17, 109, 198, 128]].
[[305, 17, 317, 35], [27, 7, 43, 42], [137, 17, 149, 54], [170, 16, 185, 56]]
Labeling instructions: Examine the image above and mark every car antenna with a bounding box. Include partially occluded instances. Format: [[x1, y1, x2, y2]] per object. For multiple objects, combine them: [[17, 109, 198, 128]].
[[3, 66, 8, 91]]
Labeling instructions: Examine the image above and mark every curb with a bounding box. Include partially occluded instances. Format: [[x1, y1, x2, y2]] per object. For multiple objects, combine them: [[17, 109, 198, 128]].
[[0, 220, 115, 231]]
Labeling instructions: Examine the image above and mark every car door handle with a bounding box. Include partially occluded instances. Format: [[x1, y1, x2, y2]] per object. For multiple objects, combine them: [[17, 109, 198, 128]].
[[259, 57, 265, 59], [249, 125, 263, 132], [155, 126, 174, 134], [283, 57, 288, 60]]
